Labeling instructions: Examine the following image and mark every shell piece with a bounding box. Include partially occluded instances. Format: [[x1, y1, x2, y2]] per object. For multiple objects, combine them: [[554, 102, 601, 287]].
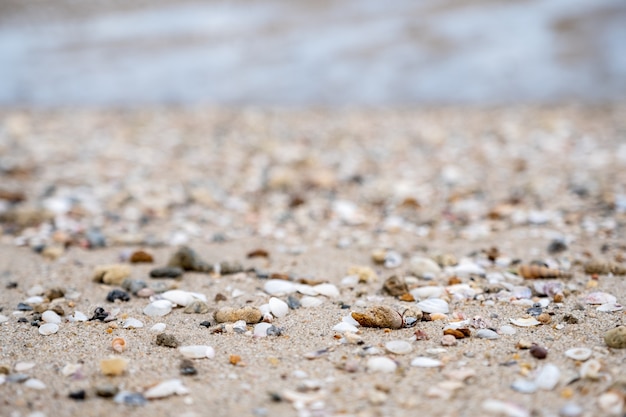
[[366, 357, 397, 373], [161, 290, 206, 307], [269, 297, 289, 318], [534, 363, 560, 390], [565, 348, 592, 361], [596, 303, 623, 312], [178, 345, 215, 359], [143, 300, 173, 317], [38, 323, 59, 335], [111, 337, 127, 353], [453, 262, 485, 277], [385, 340, 413, 355], [351, 306, 403, 329], [411, 357, 443, 368], [475, 329, 500, 339], [333, 322, 359, 333], [123, 318, 144, 329], [42, 310, 62, 324], [264, 280, 296, 295], [72, 311, 88, 322], [300, 296, 324, 308], [214, 306, 262, 324], [150, 323, 167, 332], [24, 378, 46, 390], [417, 298, 449, 314], [100, 356, 129, 376], [411, 286, 445, 300], [253, 322, 272, 337], [518, 265, 570, 279], [580, 359, 601, 380], [144, 379, 189, 399], [313, 283, 340, 298], [584, 292, 617, 305], [597, 391, 625, 415], [482, 399, 529, 417], [92, 264, 131, 285], [510, 317, 541, 327]]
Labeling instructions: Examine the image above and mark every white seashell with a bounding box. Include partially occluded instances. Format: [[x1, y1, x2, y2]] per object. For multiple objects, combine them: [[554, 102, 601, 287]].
[[580, 359, 601, 380], [342, 314, 360, 326], [475, 329, 499, 339], [178, 345, 215, 359], [411, 357, 443, 368], [161, 290, 206, 307], [446, 284, 478, 299], [511, 379, 537, 393], [253, 322, 272, 337], [72, 311, 88, 322], [366, 357, 397, 373], [511, 299, 534, 307], [259, 304, 271, 316], [143, 300, 173, 317], [538, 298, 550, 308], [24, 296, 44, 305], [27, 285, 45, 296], [564, 348, 592, 361], [42, 310, 61, 324], [559, 403, 582, 417], [510, 317, 541, 327], [295, 284, 318, 296], [534, 363, 560, 390], [24, 378, 46, 390], [123, 318, 144, 329], [597, 391, 625, 415], [269, 297, 289, 318], [340, 275, 359, 288], [584, 292, 617, 305], [264, 280, 296, 295], [384, 340, 413, 355], [15, 362, 35, 372], [453, 262, 485, 277], [410, 286, 445, 300], [61, 363, 82, 377], [482, 399, 529, 417], [313, 283, 340, 298], [417, 298, 449, 314], [231, 289, 244, 298], [499, 325, 516, 335], [144, 379, 189, 399], [512, 286, 532, 299], [409, 257, 441, 278], [300, 296, 323, 308], [596, 303, 623, 312], [38, 323, 59, 335], [150, 323, 167, 332], [333, 322, 358, 333]]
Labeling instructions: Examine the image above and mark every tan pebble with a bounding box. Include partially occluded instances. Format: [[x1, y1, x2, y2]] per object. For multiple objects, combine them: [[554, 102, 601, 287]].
[[382, 275, 408, 297], [111, 337, 126, 353], [518, 265, 570, 279], [604, 326, 626, 349], [136, 288, 154, 298], [584, 260, 626, 275], [347, 266, 378, 283], [100, 357, 128, 376], [214, 306, 262, 324], [441, 335, 457, 346], [553, 293, 564, 303], [129, 250, 154, 263], [516, 339, 533, 349], [92, 264, 131, 285], [434, 253, 458, 267], [430, 313, 447, 321], [42, 245, 64, 260], [371, 249, 386, 264], [351, 306, 403, 329], [537, 313, 551, 324], [399, 293, 415, 302]]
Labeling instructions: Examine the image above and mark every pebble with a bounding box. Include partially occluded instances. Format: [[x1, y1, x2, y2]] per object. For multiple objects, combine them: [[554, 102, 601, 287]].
[[68, 389, 86, 400], [150, 323, 167, 332], [71, 311, 88, 322], [559, 403, 582, 417], [15, 362, 35, 372], [382, 276, 409, 297], [167, 246, 212, 272], [300, 296, 323, 308], [122, 279, 147, 295], [286, 295, 301, 309], [123, 318, 144, 328], [144, 379, 189, 399], [529, 344, 548, 359], [597, 390, 625, 415], [156, 333, 179, 348], [183, 300, 210, 314], [408, 257, 441, 278], [604, 326, 626, 348], [511, 379, 537, 393], [107, 289, 130, 302], [38, 323, 59, 335], [100, 357, 129, 376], [475, 329, 500, 339], [401, 306, 423, 327], [143, 300, 173, 317], [96, 384, 119, 398], [253, 322, 272, 337], [535, 363, 560, 390], [179, 359, 197, 376], [150, 267, 183, 279], [333, 322, 358, 333], [441, 335, 457, 346], [178, 345, 215, 359], [417, 299, 449, 314], [215, 306, 262, 324], [366, 357, 397, 373], [351, 306, 403, 329], [264, 280, 296, 295], [113, 391, 147, 406], [269, 297, 289, 318], [313, 283, 340, 298], [41, 310, 61, 324], [17, 302, 33, 311], [161, 290, 207, 307], [92, 264, 131, 285], [564, 347, 592, 361], [385, 340, 413, 354], [411, 357, 443, 368], [0, 314, 8, 323], [510, 317, 541, 327], [499, 325, 516, 335], [24, 378, 46, 390], [129, 250, 153, 263]]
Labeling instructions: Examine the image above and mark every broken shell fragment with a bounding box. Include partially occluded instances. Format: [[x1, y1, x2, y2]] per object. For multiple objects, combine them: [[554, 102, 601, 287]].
[[144, 379, 189, 399], [510, 317, 541, 327], [214, 306, 262, 324], [178, 345, 215, 359], [518, 265, 570, 279], [411, 357, 443, 368], [417, 298, 449, 314], [351, 306, 403, 329], [565, 348, 592, 361]]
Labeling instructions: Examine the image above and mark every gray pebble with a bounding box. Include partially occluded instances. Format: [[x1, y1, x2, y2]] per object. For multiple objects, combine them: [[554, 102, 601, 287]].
[[156, 333, 179, 348], [183, 300, 210, 314], [149, 267, 183, 279]]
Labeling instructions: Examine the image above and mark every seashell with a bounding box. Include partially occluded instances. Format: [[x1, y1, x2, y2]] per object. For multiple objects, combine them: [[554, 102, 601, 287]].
[[92, 264, 131, 285], [38, 323, 59, 335], [584, 260, 626, 275], [584, 292, 617, 305], [597, 390, 625, 415], [41, 310, 62, 324], [214, 306, 262, 324], [24, 296, 44, 304], [253, 322, 272, 337], [15, 362, 35, 372], [475, 329, 499, 339], [295, 284, 318, 296], [178, 345, 215, 359], [401, 306, 423, 327], [453, 262, 485, 277], [144, 379, 189, 399], [342, 314, 360, 326], [100, 356, 129, 376], [111, 337, 127, 353], [518, 265, 570, 279], [333, 322, 358, 333], [384, 251, 403, 269], [408, 257, 441, 278], [446, 284, 478, 300], [410, 356, 443, 368], [511, 286, 532, 300], [264, 280, 296, 295], [351, 306, 403, 329], [123, 318, 144, 329], [564, 347, 592, 361], [150, 323, 166, 332], [534, 363, 560, 390], [269, 297, 289, 318], [340, 275, 359, 288], [72, 311, 88, 322], [510, 317, 541, 327], [434, 253, 458, 267], [382, 275, 409, 297], [347, 266, 378, 283], [417, 298, 449, 314], [579, 359, 601, 380], [313, 283, 340, 298], [596, 303, 623, 312], [482, 399, 529, 417], [24, 378, 46, 390], [300, 296, 323, 308], [61, 363, 82, 377], [559, 403, 582, 417], [410, 286, 445, 300], [366, 357, 397, 373], [385, 340, 413, 355], [143, 300, 173, 317], [161, 290, 206, 307]]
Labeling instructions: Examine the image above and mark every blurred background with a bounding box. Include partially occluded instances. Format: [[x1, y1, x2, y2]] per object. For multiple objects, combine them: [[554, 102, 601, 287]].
[[1, 0, 625, 107]]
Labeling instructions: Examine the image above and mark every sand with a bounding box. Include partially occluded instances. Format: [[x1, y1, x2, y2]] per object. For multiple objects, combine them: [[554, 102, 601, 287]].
[[0, 106, 625, 417]]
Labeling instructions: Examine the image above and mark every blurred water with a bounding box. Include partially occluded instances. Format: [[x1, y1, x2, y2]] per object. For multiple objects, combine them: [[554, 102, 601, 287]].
[[1, 0, 625, 106]]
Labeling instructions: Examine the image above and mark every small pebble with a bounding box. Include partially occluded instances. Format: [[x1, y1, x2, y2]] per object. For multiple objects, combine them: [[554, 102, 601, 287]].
[[411, 357, 443, 368], [199, 321, 211, 328], [17, 302, 33, 311], [92, 264, 131, 285], [559, 403, 582, 417], [253, 322, 272, 337], [123, 318, 144, 328], [68, 390, 86, 400], [382, 275, 409, 297], [385, 340, 413, 354], [144, 379, 189, 399], [100, 357, 129, 376], [106, 289, 130, 302], [113, 391, 147, 406], [143, 300, 173, 317], [24, 378, 46, 390], [129, 250, 153, 263], [475, 329, 500, 339], [530, 344, 548, 359], [38, 323, 59, 335], [214, 306, 262, 324], [604, 326, 626, 349], [286, 295, 301, 309], [179, 345, 215, 359], [417, 299, 449, 314], [150, 323, 167, 332], [179, 359, 197, 376], [156, 333, 179, 348], [149, 267, 183, 279], [441, 335, 457, 346], [96, 384, 119, 398], [366, 357, 397, 373], [183, 300, 210, 314], [269, 297, 289, 318], [41, 310, 61, 324], [122, 279, 147, 295], [89, 307, 109, 321], [351, 306, 403, 329], [564, 347, 592, 361]]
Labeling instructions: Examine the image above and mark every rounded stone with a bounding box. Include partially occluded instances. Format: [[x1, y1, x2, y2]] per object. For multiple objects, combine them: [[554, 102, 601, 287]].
[[604, 326, 626, 349]]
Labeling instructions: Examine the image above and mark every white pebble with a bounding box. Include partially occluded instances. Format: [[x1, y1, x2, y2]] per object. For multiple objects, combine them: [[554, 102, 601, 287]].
[[27, 285, 45, 296], [534, 363, 560, 390], [453, 262, 486, 277], [15, 362, 35, 372], [332, 322, 358, 333], [24, 296, 44, 305], [24, 378, 46, 390], [41, 311, 61, 324], [178, 345, 215, 359], [409, 257, 441, 278], [510, 317, 541, 327], [38, 323, 59, 335], [384, 340, 413, 355], [253, 322, 272, 337], [269, 297, 289, 318], [417, 298, 449, 314], [123, 318, 144, 329], [340, 275, 359, 288], [511, 379, 537, 393], [411, 357, 443, 368], [410, 286, 445, 300], [313, 283, 340, 298], [366, 357, 397, 373], [161, 290, 206, 307], [564, 348, 592, 361], [150, 323, 167, 332], [143, 300, 173, 317], [295, 284, 318, 296], [144, 379, 189, 399], [264, 280, 296, 295], [300, 296, 323, 308], [475, 329, 500, 339], [72, 311, 88, 322], [499, 325, 516, 335], [559, 403, 582, 417]]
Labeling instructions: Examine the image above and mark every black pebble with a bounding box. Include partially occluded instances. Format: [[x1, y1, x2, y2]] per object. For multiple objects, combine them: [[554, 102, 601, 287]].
[[547, 239, 568, 254], [179, 359, 197, 376], [106, 289, 130, 302], [17, 303, 33, 311], [69, 390, 86, 400], [89, 307, 109, 321], [6, 282, 18, 289], [17, 317, 28, 323], [199, 321, 211, 328]]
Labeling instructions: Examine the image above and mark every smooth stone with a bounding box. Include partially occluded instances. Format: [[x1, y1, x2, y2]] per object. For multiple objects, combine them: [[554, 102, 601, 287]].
[[144, 379, 189, 399], [366, 357, 397, 373], [385, 340, 413, 355], [264, 280, 296, 295], [511, 379, 537, 394], [564, 348, 592, 361], [100, 357, 128, 376], [300, 296, 323, 308], [24, 378, 46, 390], [143, 300, 173, 317], [123, 318, 144, 328], [559, 403, 583, 417], [604, 326, 626, 349], [313, 283, 340, 298], [482, 400, 529, 417], [150, 323, 167, 332], [183, 300, 210, 314], [417, 298, 449, 314], [453, 262, 486, 277], [0, 315, 8, 323], [269, 297, 289, 318], [15, 362, 35, 372], [333, 322, 358, 333], [254, 322, 273, 337], [38, 323, 59, 335], [411, 357, 443, 368], [150, 267, 183, 279], [214, 306, 262, 324], [41, 310, 61, 324], [535, 363, 560, 390], [178, 345, 215, 359], [475, 329, 500, 339], [499, 325, 516, 335], [410, 286, 445, 300], [113, 391, 147, 406]]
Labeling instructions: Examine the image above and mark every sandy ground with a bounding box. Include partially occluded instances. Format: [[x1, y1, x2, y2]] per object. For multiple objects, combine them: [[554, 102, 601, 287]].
[[0, 106, 625, 417]]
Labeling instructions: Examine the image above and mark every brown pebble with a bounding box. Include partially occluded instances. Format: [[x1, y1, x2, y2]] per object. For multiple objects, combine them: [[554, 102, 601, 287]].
[[529, 344, 548, 359], [247, 249, 269, 258], [156, 333, 179, 348], [214, 306, 262, 324], [351, 306, 403, 329], [604, 326, 626, 349], [562, 314, 579, 324], [584, 260, 626, 275], [44, 287, 65, 301], [129, 250, 154, 263], [214, 293, 227, 302], [443, 328, 470, 339], [229, 354, 242, 365], [382, 275, 409, 297], [398, 293, 415, 302], [537, 313, 551, 324], [518, 264, 570, 279]]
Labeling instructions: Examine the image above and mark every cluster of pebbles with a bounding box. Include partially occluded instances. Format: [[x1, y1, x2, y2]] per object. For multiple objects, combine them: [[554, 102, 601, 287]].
[[0, 107, 626, 417]]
